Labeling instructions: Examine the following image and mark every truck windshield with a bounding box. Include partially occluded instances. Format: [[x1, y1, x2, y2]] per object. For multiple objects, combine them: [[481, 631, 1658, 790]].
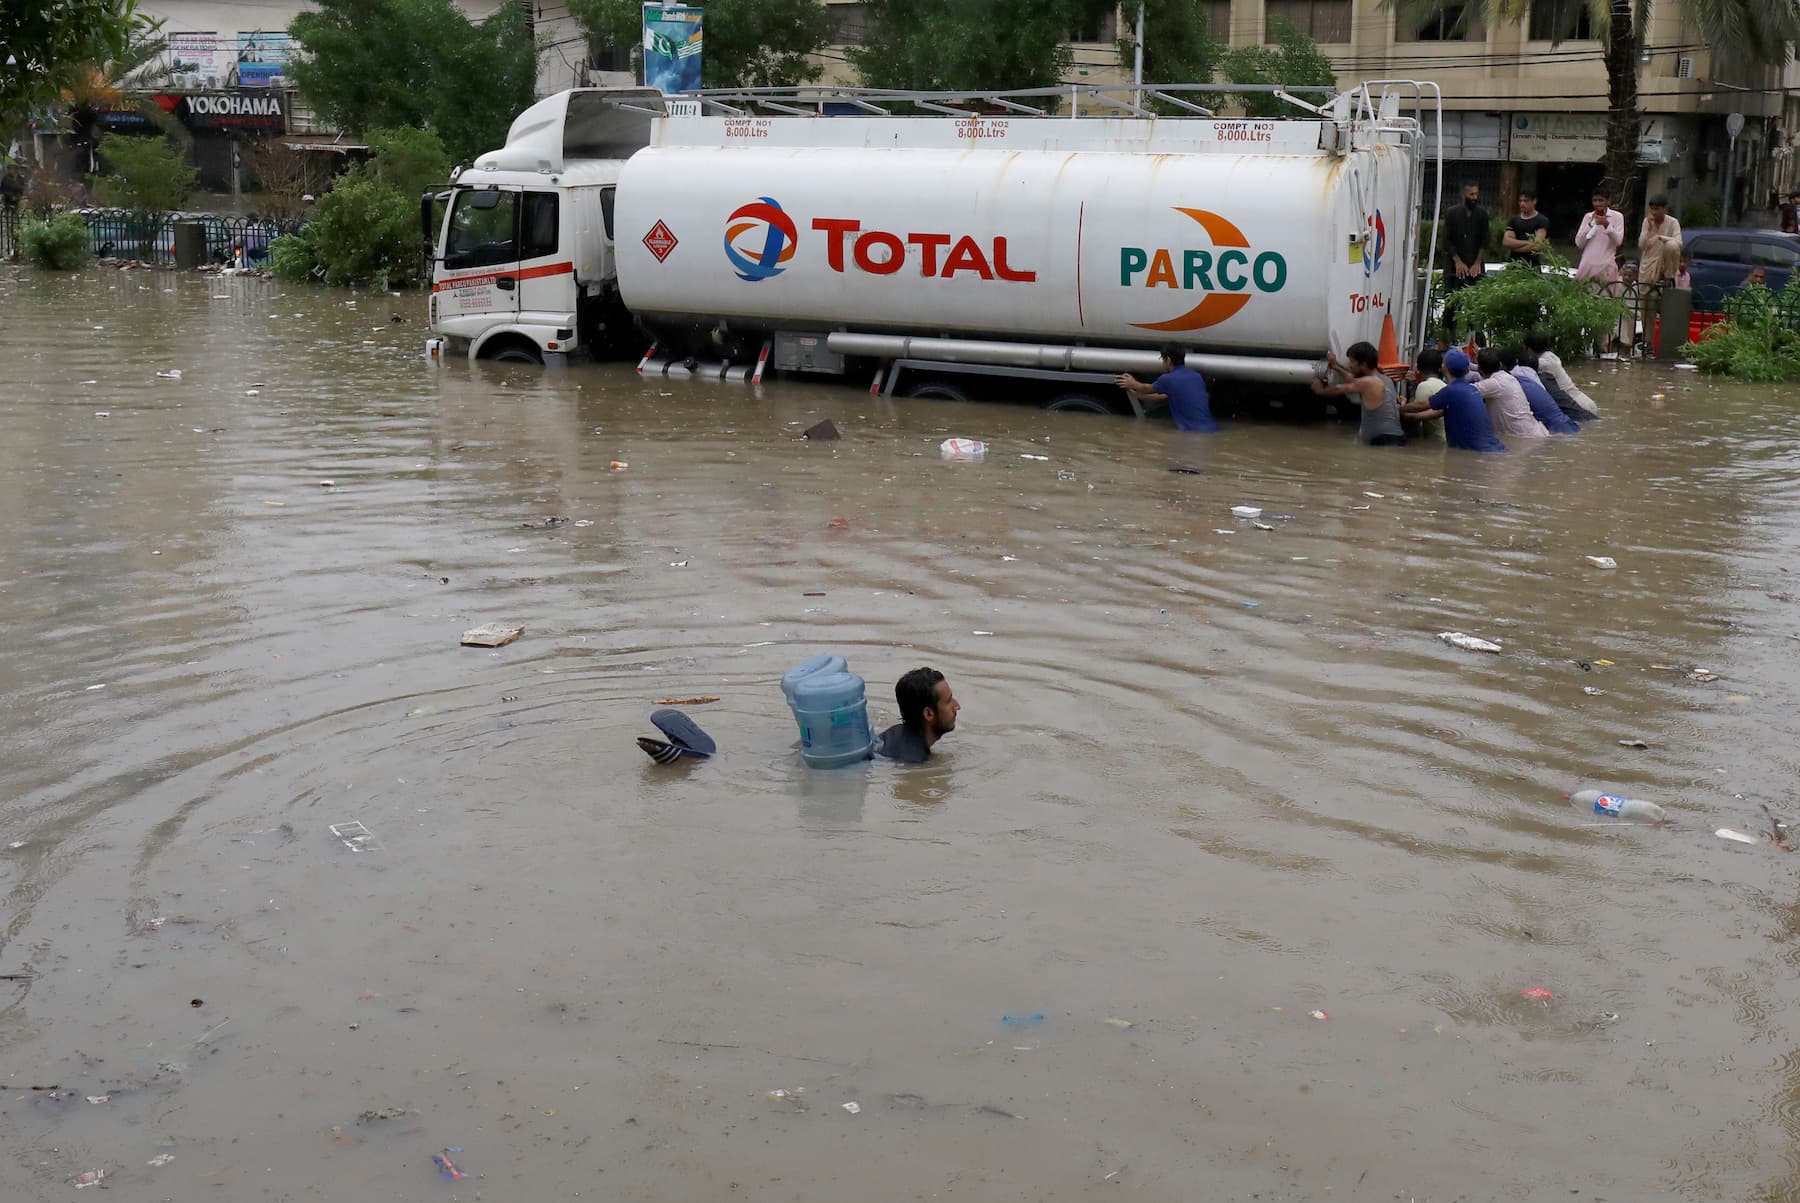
[[445, 189, 518, 269]]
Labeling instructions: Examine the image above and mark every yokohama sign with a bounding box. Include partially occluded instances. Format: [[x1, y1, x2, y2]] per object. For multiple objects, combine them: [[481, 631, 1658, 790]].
[[175, 91, 286, 131]]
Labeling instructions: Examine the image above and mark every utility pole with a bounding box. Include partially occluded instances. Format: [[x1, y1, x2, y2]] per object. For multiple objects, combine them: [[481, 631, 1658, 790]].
[[1132, 2, 1144, 107]]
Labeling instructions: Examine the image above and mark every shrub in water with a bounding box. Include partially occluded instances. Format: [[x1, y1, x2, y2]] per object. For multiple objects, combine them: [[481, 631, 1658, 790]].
[[20, 211, 93, 270], [269, 225, 322, 282], [1682, 280, 1800, 381], [307, 176, 423, 287]]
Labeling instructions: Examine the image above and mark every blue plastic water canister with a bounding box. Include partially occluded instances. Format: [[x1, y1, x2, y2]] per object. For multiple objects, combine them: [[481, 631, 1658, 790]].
[[791, 671, 874, 768], [781, 654, 848, 707]]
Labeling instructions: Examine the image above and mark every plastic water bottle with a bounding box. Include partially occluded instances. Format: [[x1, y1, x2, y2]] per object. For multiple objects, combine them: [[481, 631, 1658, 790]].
[[790, 670, 874, 769], [1570, 789, 1667, 823], [781, 654, 847, 708]]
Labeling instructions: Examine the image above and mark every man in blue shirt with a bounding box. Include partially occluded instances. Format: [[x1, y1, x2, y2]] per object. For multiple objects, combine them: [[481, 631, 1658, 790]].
[[1116, 344, 1219, 432], [1401, 348, 1507, 452], [1499, 347, 1580, 433]]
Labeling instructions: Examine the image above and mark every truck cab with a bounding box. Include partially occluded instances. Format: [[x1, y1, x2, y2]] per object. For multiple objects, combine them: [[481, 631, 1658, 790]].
[[427, 89, 661, 364]]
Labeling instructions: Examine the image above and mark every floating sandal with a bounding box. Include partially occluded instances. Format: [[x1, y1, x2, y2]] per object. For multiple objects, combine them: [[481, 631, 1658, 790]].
[[636, 708, 716, 764]]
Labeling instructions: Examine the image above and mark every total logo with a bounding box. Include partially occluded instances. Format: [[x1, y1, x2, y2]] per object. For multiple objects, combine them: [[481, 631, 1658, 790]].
[[724, 197, 798, 282], [722, 197, 1036, 283], [1120, 207, 1287, 332], [1364, 209, 1386, 277]]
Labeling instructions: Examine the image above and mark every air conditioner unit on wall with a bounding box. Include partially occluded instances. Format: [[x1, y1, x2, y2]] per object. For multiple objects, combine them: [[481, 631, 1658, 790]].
[[1676, 56, 1694, 79]]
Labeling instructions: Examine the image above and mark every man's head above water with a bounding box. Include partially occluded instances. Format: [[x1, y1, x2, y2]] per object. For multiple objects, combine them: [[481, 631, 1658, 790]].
[[895, 666, 959, 744]]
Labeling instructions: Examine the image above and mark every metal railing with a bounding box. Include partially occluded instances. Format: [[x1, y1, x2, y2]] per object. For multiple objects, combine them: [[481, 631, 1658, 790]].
[[624, 80, 1345, 119], [4, 206, 306, 265], [73, 208, 303, 265]]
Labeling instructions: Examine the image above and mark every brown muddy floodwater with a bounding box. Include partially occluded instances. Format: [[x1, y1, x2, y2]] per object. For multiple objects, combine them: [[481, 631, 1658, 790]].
[[2, 265, 1798, 1203]]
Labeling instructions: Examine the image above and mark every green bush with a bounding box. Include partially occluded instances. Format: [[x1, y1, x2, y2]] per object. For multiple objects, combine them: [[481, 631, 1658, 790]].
[[93, 134, 196, 211], [19, 211, 92, 270], [307, 176, 423, 287], [269, 225, 323, 281], [1680, 280, 1800, 380], [1448, 257, 1628, 357]]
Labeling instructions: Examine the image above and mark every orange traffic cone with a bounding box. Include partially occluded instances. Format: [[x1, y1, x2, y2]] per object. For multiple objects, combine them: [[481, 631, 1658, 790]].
[[1377, 310, 1404, 373]]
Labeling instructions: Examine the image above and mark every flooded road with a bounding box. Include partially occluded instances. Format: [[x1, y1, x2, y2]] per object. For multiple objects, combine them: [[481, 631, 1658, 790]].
[[2, 265, 1798, 1202]]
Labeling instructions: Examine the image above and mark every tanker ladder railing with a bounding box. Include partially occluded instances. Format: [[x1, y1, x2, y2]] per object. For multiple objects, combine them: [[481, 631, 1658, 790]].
[[645, 82, 1341, 121], [1352, 79, 1445, 369]]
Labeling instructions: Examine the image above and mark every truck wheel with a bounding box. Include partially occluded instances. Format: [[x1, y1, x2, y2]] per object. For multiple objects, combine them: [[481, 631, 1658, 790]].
[[902, 378, 972, 402], [489, 345, 543, 365], [1045, 392, 1115, 415]]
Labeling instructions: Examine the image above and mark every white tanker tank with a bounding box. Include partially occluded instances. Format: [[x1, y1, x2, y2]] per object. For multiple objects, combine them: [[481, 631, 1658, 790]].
[[430, 84, 1441, 406]]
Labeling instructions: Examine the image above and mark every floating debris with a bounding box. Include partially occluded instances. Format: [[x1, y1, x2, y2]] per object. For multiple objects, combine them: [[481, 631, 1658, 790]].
[[1438, 631, 1502, 653], [461, 623, 523, 648]]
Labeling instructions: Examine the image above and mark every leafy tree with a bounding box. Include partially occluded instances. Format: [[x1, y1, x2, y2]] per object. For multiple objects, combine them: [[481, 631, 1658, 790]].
[[61, 20, 175, 173], [1218, 18, 1336, 117], [568, 0, 831, 88], [1115, 0, 1226, 96], [1383, 0, 1800, 222], [851, 0, 1078, 92], [360, 126, 451, 201], [93, 132, 196, 209], [0, 0, 140, 125], [271, 128, 446, 287], [287, 0, 536, 161]]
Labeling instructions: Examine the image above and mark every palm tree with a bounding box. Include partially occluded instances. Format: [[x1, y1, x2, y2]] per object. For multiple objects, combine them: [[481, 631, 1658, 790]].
[[1383, 0, 1800, 219], [63, 18, 176, 173]]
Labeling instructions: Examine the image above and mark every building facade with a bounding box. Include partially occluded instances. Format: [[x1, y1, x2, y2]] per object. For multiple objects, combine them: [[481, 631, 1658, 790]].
[[70, 1, 579, 190], [818, 0, 1789, 229]]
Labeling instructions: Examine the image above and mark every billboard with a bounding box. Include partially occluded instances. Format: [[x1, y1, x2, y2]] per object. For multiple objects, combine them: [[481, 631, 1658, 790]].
[[169, 32, 225, 88], [643, 5, 703, 94], [234, 31, 291, 88]]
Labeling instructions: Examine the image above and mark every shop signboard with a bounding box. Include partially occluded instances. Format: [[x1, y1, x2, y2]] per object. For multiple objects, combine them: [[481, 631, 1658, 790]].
[[177, 92, 287, 133], [1511, 113, 1670, 164]]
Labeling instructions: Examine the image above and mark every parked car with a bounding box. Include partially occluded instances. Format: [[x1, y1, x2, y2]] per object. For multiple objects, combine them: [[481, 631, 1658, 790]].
[[1681, 227, 1800, 310]]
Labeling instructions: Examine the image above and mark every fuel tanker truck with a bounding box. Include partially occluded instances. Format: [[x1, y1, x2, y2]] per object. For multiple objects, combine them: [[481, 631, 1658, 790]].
[[426, 82, 1442, 412]]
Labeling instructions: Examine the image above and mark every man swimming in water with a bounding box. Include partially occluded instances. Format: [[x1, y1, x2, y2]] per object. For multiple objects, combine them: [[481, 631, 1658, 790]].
[[876, 667, 961, 763]]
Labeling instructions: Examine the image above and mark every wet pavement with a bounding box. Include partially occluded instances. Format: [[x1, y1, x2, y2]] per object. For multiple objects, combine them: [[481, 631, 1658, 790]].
[[2, 265, 1798, 1201]]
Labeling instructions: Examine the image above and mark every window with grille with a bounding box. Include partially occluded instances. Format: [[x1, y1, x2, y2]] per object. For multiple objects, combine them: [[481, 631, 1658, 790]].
[[1265, 0, 1351, 44], [1529, 0, 1595, 40], [1202, 0, 1232, 42], [830, 2, 869, 44], [1071, 0, 1119, 42], [1396, 2, 1485, 41]]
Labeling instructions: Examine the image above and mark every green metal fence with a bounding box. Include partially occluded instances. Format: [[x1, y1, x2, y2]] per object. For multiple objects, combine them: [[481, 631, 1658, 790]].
[[75, 208, 302, 264], [0, 207, 303, 265]]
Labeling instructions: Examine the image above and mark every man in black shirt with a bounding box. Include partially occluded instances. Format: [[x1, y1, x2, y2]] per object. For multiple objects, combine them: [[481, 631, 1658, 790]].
[[1503, 191, 1550, 265], [1443, 181, 1490, 286], [876, 666, 961, 763]]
